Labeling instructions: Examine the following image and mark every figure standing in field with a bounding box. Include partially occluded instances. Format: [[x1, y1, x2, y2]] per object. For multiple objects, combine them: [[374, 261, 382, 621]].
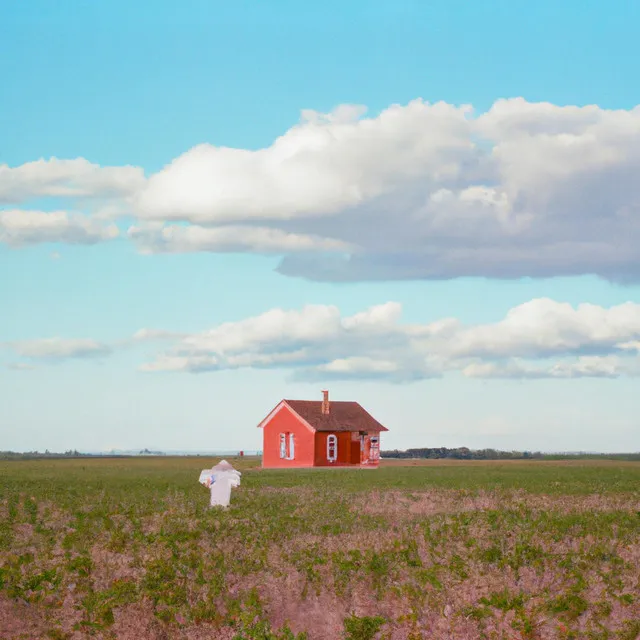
[[198, 459, 241, 507]]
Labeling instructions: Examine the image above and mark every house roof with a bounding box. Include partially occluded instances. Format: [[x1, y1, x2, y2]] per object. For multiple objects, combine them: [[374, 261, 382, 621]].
[[283, 400, 389, 433]]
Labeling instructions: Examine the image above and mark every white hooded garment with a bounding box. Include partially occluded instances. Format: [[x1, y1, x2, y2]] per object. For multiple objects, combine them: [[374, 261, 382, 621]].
[[198, 460, 241, 507]]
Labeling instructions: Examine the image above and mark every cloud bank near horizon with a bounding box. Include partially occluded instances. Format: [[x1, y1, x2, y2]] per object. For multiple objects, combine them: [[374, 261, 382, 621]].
[[5, 298, 640, 381], [2, 98, 640, 282]]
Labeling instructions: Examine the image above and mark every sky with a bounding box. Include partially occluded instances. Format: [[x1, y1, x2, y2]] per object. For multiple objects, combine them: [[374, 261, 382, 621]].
[[2, 0, 640, 454]]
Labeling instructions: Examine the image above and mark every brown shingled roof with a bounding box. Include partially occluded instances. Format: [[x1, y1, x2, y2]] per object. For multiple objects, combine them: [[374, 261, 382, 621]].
[[284, 400, 388, 432]]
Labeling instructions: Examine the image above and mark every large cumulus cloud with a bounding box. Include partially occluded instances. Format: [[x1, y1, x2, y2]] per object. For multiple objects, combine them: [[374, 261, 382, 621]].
[[6, 298, 640, 380], [130, 97, 640, 282], [4, 98, 640, 282], [136, 298, 640, 381]]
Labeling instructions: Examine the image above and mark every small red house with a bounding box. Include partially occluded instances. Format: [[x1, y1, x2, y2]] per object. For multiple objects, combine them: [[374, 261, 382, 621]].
[[257, 390, 388, 468]]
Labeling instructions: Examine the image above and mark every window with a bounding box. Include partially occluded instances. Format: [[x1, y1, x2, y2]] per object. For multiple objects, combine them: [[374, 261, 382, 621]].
[[369, 435, 380, 461], [279, 432, 295, 460], [327, 434, 338, 462]]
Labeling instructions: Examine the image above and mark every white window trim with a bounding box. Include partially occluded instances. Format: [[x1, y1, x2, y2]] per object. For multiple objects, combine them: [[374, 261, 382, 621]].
[[279, 433, 286, 459], [288, 433, 295, 460], [327, 434, 338, 463]]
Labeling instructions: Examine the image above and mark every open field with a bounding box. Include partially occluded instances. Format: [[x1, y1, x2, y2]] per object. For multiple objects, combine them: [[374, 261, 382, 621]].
[[1, 458, 639, 639]]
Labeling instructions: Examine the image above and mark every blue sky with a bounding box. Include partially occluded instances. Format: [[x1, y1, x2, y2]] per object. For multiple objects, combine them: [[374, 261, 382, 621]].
[[2, 0, 640, 453]]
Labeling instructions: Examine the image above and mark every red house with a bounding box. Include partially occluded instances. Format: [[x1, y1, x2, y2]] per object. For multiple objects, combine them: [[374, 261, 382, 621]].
[[257, 390, 388, 468]]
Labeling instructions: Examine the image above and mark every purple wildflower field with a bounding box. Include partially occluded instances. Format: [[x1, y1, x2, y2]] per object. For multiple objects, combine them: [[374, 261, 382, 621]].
[[1, 458, 639, 639]]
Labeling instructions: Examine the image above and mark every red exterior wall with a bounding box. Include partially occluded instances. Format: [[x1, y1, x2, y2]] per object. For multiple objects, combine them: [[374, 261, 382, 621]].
[[314, 431, 360, 467], [261, 404, 315, 468]]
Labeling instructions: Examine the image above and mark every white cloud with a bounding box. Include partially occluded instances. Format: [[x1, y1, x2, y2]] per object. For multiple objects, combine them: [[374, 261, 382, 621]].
[[138, 302, 428, 378], [139, 298, 640, 380], [5, 362, 36, 371], [2, 330, 184, 366], [127, 222, 352, 254], [0, 209, 119, 246], [462, 356, 633, 380], [9, 338, 111, 360], [292, 356, 436, 383], [125, 97, 640, 283], [7, 298, 640, 380], [0, 157, 145, 204], [132, 328, 186, 342], [178, 304, 344, 354], [8, 98, 640, 281], [549, 356, 631, 378], [450, 298, 640, 358], [617, 340, 640, 352], [133, 101, 474, 224]]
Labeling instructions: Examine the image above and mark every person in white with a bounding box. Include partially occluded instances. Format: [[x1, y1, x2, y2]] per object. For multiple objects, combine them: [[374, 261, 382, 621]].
[[198, 459, 241, 507]]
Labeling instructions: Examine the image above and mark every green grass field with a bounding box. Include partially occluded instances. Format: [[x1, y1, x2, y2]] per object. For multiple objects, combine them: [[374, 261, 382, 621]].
[[1, 458, 639, 639]]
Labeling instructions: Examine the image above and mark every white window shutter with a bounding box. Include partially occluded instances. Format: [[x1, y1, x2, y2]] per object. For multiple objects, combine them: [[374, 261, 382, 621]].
[[289, 433, 295, 459], [279, 433, 286, 458], [327, 434, 337, 462]]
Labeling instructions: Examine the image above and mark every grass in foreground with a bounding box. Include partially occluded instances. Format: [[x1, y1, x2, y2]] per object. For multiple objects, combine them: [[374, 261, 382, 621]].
[[1, 458, 639, 639]]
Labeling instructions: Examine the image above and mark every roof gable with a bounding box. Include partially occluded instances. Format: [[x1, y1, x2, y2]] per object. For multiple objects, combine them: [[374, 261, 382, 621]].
[[256, 400, 316, 433], [283, 399, 388, 432]]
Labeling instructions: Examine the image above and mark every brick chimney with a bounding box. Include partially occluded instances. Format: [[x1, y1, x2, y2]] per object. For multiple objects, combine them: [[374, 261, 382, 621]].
[[321, 390, 330, 415]]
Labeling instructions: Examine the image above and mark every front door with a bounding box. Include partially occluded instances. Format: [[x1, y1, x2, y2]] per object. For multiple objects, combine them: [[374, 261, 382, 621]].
[[350, 437, 361, 464]]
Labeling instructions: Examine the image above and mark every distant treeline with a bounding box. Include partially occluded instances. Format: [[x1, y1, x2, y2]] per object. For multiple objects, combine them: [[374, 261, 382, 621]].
[[0, 448, 170, 460], [382, 447, 640, 461], [0, 450, 96, 460], [0, 450, 135, 460], [383, 447, 531, 460]]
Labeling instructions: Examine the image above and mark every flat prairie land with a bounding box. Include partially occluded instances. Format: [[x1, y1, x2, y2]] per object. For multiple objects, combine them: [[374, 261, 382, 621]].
[[1, 458, 639, 639]]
